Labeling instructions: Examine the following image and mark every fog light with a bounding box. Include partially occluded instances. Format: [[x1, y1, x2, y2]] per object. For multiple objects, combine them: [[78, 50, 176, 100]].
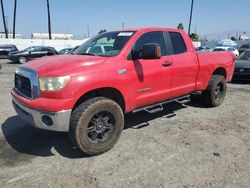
[[42, 115, 53, 126]]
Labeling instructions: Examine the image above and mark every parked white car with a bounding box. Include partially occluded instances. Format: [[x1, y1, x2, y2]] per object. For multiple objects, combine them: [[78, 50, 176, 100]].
[[212, 46, 239, 57], [196, 46, 211, 52]]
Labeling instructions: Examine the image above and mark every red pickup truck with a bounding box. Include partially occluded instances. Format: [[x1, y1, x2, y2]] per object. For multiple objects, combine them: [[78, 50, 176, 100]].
[[12, 28, 235, 155]]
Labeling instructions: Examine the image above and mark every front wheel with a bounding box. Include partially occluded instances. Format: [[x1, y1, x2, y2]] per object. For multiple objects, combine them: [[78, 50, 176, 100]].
[[69, 97, 124, 155], [202, 75, 227, 107], [18, 56, 27, 64]]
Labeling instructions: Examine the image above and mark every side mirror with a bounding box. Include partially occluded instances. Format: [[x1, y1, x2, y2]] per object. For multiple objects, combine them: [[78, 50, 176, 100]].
[[141, 43, 161, 59]]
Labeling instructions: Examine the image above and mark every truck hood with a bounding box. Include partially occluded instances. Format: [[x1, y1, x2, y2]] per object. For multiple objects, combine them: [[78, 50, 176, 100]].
[[22, 55, 109, 76]]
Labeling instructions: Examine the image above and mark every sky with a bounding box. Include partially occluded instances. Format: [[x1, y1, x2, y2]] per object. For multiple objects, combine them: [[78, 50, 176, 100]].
[[0, 0, 249, 39]]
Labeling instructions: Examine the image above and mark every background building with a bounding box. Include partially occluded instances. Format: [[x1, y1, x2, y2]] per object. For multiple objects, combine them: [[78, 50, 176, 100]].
[[0, 32, 22, 39], [239, 32, 249, 40], [31, 33, 73, 40]]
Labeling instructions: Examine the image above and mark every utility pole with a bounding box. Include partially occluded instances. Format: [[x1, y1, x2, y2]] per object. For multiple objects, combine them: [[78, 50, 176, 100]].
[[122, 22, 125, 29], [46, 0, 52, 39], [188, 0, 194, 36], [0, 0, 8, 38], [13, 0, 17, 38], [5, 16, 9, 33]]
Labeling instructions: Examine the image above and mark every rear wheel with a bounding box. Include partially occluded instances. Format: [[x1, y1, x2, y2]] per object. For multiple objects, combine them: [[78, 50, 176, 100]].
[[69, 97, 124, 155], [18, 56, 27, 64], [202, 75, 226, 107]]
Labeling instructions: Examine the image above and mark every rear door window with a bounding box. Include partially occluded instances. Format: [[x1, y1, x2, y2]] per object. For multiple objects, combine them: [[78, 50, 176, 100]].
[[169, 32, 187, 54], [33, 47, 42, 52], [41, 47, 49, 52]]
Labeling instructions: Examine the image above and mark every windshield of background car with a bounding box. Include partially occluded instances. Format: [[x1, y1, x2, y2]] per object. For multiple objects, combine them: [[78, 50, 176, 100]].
[[238, 51, 250, 60], [213, 48, 225, 52], [240, 44, 250, 48], [73, 31, 135, 57]]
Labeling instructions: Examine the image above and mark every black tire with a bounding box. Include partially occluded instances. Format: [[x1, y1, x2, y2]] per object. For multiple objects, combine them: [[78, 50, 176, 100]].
[[69, 97, 124, 155], [202, 75, 227, 107], [18, 56, 27, 64]]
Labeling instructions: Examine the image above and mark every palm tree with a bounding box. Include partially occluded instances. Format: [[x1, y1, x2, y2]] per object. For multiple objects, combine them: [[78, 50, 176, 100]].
[[46, 0, 52, 39], [13, 0, 17, 38], [177, 23, 184, 30], [0, 0, 8, 38]]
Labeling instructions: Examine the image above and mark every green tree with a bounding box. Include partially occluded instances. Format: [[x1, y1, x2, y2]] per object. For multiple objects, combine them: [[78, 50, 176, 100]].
[[177, 23, 184, 30], [98, 29, 107, 34], [231, 36, 236, 41], [189, 33, 199, 42]]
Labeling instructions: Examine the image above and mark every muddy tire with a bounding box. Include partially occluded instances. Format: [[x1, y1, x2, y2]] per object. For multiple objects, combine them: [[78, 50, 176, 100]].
[[69, 97, 124, 155], [202, 75, 227, 107]]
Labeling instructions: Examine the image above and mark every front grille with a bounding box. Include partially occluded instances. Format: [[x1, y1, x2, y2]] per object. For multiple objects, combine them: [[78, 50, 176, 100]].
[[234, 68, 250, 73], [15, 74, 32, 98]]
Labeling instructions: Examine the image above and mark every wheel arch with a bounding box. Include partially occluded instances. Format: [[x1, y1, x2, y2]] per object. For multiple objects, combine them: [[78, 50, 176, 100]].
[[72, 87, 126, 113], [212, 67, 227, 79]]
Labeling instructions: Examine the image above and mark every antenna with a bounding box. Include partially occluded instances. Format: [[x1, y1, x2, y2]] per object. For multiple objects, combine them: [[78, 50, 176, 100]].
[[122, 23, 125, 29], [87, 24, 90, 37]]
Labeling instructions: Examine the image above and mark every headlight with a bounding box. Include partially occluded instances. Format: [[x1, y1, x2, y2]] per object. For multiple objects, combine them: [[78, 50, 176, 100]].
[[39, 75, 71, 91]]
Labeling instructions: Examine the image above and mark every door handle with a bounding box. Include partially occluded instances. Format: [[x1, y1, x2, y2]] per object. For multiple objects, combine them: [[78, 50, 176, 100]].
[[162, 61, 173, 67]]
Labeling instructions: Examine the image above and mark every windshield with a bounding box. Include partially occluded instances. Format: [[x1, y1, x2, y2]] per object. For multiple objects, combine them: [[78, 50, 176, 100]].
[[238, 51, 250, 60], [73, 31, 135, 57]]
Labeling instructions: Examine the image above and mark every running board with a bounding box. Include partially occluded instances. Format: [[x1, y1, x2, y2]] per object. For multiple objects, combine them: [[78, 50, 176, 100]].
[[133, 95, 190, 114], [175, 97, 190, 104]]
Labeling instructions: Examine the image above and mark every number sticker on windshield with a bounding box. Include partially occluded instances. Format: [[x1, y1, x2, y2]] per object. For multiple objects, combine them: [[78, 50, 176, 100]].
[[118, 32, 134, 36]]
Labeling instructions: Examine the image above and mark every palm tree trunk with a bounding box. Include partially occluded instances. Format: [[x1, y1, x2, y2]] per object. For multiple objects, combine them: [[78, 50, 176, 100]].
[[46, 0, 52, 39], [0, 0, 8, 38], [13, 0, 17, 38]]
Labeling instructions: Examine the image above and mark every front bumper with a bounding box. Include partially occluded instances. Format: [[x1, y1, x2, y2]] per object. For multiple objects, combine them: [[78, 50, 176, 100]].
[[12, 97, 72, 132], [232, 73, 250, 80], [8, 55, 18, 62]]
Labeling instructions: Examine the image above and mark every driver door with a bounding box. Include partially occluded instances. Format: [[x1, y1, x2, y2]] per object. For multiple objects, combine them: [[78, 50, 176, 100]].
[[125, 31, 173, 109]]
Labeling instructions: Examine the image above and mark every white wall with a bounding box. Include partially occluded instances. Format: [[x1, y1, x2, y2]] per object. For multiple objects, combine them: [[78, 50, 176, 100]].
[[0, 38, 202, 50], [0, 38, 89, 51]]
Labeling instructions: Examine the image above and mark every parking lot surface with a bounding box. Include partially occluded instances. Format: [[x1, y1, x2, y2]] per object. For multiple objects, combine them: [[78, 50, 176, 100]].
[[0, 59, 250, 188]]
